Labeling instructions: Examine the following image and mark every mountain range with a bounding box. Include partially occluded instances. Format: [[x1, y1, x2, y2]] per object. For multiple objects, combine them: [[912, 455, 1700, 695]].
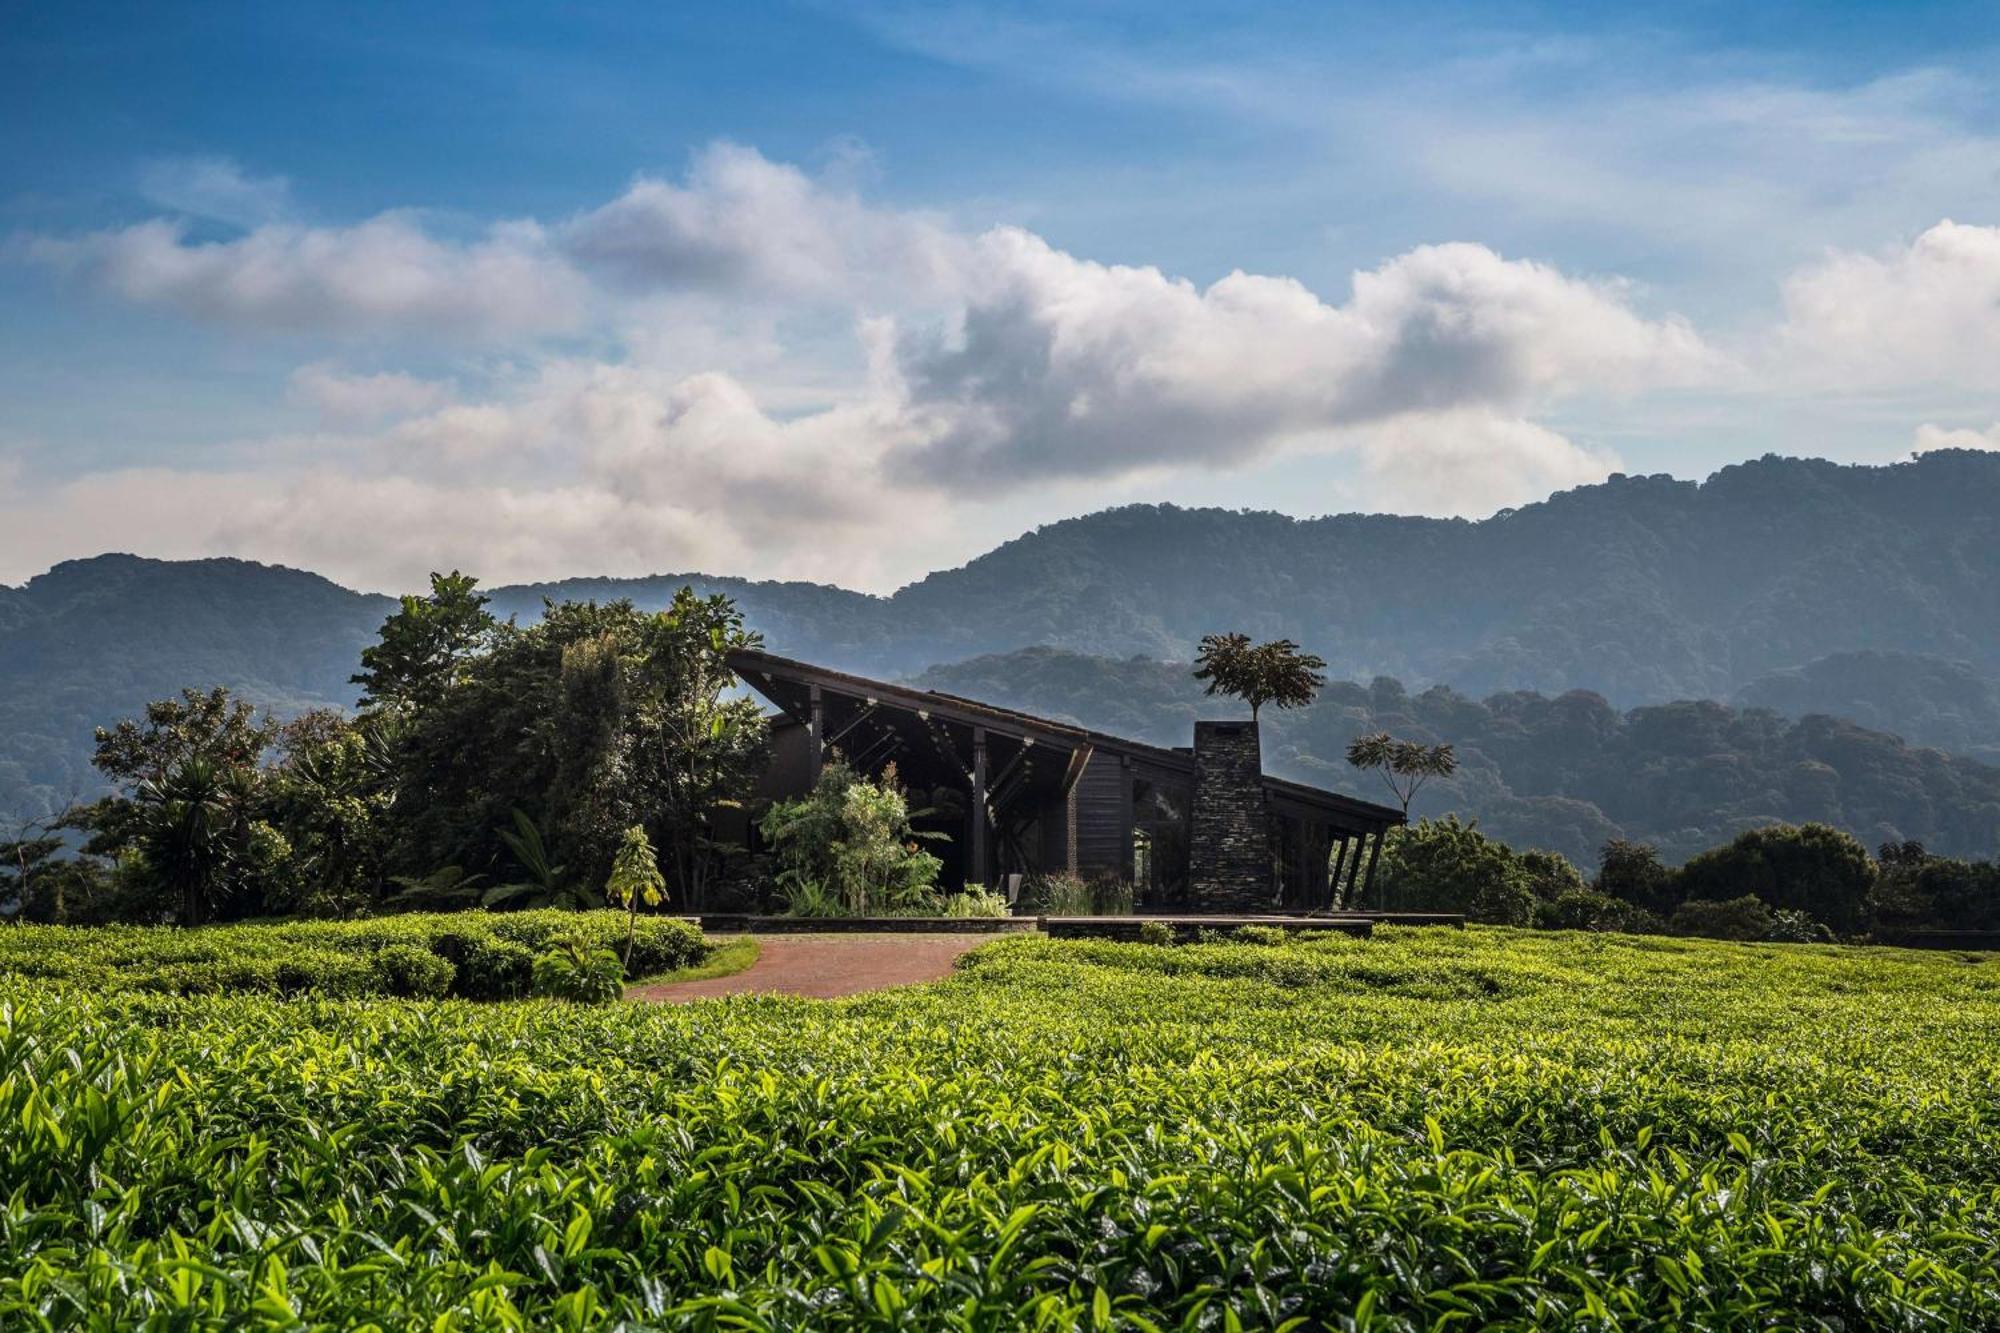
[[5, 450, 1999, 861]]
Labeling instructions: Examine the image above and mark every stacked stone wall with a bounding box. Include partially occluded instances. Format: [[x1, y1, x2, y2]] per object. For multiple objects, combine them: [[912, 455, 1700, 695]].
[[1189, 720, 1272, 909]]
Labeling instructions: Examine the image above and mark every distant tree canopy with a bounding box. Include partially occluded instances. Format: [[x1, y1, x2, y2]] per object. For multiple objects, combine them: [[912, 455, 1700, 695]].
[[1193, 633, 1327, 721], [29, 578, 767, 925], [912, 648, 2000, 868]]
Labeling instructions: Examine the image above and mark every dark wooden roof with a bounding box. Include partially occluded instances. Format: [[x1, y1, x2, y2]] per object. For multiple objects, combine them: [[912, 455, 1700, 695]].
[[728, 648, 1404, 831]]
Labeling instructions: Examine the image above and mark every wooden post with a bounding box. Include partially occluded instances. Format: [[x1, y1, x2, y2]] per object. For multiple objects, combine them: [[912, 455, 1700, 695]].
[[1360, 828, 1386, 907], [970, 726, 989, 890], [807, 684, 824, 782], [1330, 835, 1351, 907]]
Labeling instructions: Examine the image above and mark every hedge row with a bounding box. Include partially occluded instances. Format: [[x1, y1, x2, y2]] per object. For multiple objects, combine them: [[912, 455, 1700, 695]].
[[0, 910, 706, 1000]]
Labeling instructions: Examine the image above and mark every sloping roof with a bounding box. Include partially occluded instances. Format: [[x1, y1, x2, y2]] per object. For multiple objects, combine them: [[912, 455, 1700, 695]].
[[728, 647, 1404, 828]]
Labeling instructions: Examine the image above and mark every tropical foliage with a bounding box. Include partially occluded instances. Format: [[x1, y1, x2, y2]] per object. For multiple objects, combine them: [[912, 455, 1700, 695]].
[[10, 579, 766, 924], [3, 928, 1999, 1325], [759, 761, 944, 915]]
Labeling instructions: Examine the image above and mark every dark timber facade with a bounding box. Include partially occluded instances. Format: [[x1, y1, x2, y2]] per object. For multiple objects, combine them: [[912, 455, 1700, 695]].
[[729, 649, 1404, 911]]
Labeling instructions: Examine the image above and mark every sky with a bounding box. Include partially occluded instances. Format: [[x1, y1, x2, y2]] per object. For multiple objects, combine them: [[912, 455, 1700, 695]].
[[5, 0, 2000, 593]]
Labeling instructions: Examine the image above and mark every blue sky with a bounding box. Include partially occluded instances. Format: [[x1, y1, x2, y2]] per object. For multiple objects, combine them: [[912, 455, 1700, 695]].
[[5, 1, 2000, 591]]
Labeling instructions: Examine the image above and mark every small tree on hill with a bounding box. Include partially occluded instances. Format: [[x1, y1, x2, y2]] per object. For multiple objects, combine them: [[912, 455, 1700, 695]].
[[1192, 633, 1327, 721], [1345, 732, 1457, 817]]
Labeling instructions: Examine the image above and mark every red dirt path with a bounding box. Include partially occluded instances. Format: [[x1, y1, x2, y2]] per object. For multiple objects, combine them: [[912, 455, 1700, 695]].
[[629, 933, 991, 1002]]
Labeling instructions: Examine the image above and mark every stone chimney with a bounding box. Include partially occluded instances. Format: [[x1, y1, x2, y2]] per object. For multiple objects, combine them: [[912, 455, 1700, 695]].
[[1188, 720, 1271, 910]]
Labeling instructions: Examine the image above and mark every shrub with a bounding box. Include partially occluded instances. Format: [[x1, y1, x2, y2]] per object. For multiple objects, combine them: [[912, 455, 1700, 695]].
[[1535, 889, 1660, 934], [449, 938, 536, 1000], [0, 910, 704, 1001], [1670, 895, 1775, 941], [1675, 823, 1875, 934], [1372, 817, 1538, 924], [373, 944, 456, 999], [1089, 876, 1135, 915], [531, 938, 625, 1004], [1026, 873, 1095, 916], [760, 761, 944, 914], [943, 887, 1010, 918], [1766, 908, 1834, 944], [1137, 920, 1176, 946], [1232, 924, 1292, 947]]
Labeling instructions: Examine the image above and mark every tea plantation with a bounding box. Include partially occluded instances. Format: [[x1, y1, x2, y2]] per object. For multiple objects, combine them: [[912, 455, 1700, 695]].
[[3, 926, 1998, 1328]]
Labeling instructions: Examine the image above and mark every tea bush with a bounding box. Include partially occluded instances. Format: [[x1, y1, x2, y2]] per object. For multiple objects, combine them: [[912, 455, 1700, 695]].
[[2, 926, 1998, 1327], [0, 909, 705, 1000]]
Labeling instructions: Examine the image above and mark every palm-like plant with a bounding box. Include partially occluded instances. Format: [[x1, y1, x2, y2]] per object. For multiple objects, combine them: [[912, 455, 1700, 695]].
[[133, 757, 235, 926], [483, 809, 600, 910], [1345, 732, 1457, 817]]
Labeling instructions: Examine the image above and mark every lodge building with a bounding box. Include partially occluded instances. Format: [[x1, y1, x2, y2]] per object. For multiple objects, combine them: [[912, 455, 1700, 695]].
[[728, 649, 1405, 912]]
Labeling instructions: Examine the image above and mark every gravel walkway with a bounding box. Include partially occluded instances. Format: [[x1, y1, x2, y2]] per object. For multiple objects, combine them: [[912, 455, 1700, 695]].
[[629, 933, 991, 1002]]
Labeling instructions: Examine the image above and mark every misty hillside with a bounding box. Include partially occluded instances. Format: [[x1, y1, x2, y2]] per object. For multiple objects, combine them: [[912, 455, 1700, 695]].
[[6, 450, 2000, 831]]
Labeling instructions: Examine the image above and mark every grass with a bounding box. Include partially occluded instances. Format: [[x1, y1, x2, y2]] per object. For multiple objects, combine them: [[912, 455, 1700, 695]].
[[2, 925, 1998, 1326], [628, 933, 760, 989]]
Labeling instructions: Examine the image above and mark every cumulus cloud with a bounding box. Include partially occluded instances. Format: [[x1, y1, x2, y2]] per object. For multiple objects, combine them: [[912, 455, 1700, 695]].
[[1780, 221, 2000, 388], [24, 215, 587, 336], [287, 363, 454, 423], [564, 142, 966, 302], [137, 156, 292, 227], [0, 362, 945, 592], [888, 228, 1713, 488], [1912, 421, 2000, 453], [1342, 411, 1621, 516], [6, 142, 1752, 587]]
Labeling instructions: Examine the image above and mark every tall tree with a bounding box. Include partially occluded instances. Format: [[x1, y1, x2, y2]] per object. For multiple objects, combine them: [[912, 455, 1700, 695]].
[[1345, 732, 1457, 817], [91, 687, 276, 786], [66, 686, 290, 924], [1192, 633, 1327, 721], [352, 571, 498, 710]]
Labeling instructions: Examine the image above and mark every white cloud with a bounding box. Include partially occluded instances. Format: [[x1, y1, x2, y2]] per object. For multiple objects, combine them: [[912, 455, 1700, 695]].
[[0, 361, 951, 592], [1342, 411, 1621, 517], [287, 363, 454, 423], [25, 214, 587, 336], [1912, 421, 2000, 453], [1780, 221, 2000, 389], [137, 156, 292, 227], [564, 142, 967, 303], [888, 228, 1713, 488]]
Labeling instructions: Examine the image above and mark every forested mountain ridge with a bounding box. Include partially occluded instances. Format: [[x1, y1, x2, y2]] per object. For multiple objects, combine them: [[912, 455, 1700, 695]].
[[1735, 651, 2000, 765], [5, 450, 2000, 831], [443, 450, 2000, 701], [911, 648, 2000, 866]]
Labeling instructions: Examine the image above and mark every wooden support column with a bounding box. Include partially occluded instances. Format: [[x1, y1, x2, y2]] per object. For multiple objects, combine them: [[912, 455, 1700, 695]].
[[1360, 827, 1386, 907], [1330, 835, 1352, 907], [807, 684, 824, 782], [970, 726, 989, 890]]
